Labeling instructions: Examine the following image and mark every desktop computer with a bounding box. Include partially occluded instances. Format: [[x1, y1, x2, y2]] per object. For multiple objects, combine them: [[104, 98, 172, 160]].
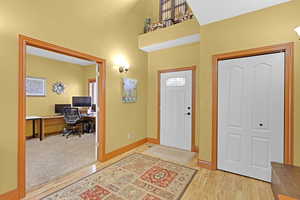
[[55, 104, 71, 115], [72, 96, 92, 107]]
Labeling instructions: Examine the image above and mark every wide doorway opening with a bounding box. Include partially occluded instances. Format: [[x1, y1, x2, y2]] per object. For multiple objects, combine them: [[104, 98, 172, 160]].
[[18, 35, 106, 197]]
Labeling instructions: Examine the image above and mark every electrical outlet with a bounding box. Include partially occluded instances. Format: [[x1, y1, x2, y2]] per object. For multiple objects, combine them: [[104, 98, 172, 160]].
[[128, 133, 134, 139]]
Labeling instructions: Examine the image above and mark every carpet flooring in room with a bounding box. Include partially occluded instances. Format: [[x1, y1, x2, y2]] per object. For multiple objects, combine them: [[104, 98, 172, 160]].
[[42, 153, 197, 200], [26, 134, 97, 190]]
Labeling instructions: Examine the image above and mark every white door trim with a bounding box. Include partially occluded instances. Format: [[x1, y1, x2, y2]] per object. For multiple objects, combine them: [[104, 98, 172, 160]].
[[157, 66, 197, 152], [211, 43, 294, 171]]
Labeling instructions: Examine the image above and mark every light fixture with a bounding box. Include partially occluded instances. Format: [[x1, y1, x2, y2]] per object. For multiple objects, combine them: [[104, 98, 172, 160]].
[[114, 54, 130, 73], [119, 65, 129, 73], [294, 26, 300, 38]]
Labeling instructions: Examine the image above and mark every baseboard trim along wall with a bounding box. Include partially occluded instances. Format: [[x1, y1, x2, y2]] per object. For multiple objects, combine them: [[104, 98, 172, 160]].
[[198, 159, 212, 170], [0, 189, 19, 200], [104, 138, 148, 161], [192, 145, 199, 153], [147, 137, 160, 144]]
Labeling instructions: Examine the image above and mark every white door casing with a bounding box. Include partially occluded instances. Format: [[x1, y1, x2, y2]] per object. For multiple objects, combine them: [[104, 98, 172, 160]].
[[160, 70, 192, 151], [217, 53, 285, 182]]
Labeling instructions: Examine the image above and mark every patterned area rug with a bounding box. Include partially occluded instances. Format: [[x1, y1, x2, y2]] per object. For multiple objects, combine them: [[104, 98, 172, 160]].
[[43, 153, 197, 200]]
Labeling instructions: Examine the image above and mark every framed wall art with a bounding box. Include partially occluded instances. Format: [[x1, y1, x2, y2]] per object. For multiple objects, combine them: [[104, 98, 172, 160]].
[[122, 78, 137, 103], [26, 77, 46, 96]]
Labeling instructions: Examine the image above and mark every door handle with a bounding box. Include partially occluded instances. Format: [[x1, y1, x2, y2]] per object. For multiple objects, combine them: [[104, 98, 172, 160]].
[[186, 112, 191, 116]]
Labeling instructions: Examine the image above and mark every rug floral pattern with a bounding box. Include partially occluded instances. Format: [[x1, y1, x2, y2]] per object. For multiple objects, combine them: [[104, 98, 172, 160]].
[[43, 153, 197, 200]]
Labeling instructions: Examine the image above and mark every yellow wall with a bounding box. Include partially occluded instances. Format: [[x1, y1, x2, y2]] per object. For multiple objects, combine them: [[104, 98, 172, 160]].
[[26, 55, 86, 116], [198, 0, 300, 166], [0, 0, 149, 194], [147, 43, 200, 147]]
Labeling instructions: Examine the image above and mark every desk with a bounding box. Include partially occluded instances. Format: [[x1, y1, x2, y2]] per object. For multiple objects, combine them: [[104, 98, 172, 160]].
[[40, 115, 64, 140], [81, 113, 96, 118], [26, 114, 96, 140], [26, 116, 43, 140], [26, 115, 64, 141], [81, 113, 96, 133]]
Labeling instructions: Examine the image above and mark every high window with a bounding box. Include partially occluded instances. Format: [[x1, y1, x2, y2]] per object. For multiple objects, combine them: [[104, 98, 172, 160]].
[[160, 0, 187, 21]]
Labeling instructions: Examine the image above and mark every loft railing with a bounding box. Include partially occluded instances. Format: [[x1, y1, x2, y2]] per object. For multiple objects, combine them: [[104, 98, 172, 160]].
[[144, 0, 193, 33]]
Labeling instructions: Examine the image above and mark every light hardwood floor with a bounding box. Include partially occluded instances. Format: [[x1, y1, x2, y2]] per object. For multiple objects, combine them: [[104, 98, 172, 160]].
[[24, 143, 275, 200]]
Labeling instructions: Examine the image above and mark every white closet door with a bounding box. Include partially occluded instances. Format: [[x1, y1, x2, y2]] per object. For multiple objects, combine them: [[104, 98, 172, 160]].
[[218, 53, 285, 182], [160, 70, 192, 151]]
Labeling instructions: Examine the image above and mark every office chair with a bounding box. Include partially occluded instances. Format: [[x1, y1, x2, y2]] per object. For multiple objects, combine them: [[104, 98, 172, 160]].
[[63, 107, 83, 138]]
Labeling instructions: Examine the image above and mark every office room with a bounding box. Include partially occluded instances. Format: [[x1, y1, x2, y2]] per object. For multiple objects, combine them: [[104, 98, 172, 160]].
[[25, 46, 98, 190]]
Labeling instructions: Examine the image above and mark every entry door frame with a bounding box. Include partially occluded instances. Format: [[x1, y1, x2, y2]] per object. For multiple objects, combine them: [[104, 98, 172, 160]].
[[18, 35, 107, 198], [157, 66, 197, 152], [211, 43, 294, 170]]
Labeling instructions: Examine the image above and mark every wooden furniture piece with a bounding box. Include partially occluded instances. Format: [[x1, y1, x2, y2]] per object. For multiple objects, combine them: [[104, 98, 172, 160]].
[[81, 113, 96, 133], [26, 115, 65, 141], [26, 114, 96, 141], [26, 116, 43, 140], [40, 115, 65, 140], [271, 162, 300, 200]]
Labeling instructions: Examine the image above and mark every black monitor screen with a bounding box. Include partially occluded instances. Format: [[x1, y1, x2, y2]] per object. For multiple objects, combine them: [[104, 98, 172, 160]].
[[72, 96, 92, 107], [55, 104, 71, 114]]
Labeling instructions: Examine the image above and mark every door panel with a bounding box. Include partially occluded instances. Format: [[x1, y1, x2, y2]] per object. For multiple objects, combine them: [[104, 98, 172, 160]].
[[160, 70, 192, 151], [226, 133, 242, 162], [227, 66, 244, 127], [218, 53, 285, 182], [251, 63, 272, 130], [251, 136, 269, 168], [218, 63, 247, 173]]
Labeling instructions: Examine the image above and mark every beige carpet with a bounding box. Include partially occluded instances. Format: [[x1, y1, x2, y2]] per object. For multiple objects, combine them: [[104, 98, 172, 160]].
[[26, 134, 96, 190], [143, 145, 196, 165]]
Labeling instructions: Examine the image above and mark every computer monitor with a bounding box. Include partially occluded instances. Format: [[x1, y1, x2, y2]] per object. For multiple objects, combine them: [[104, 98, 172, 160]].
[[72, 96, 92, 107], [55, 104, 71, 114]]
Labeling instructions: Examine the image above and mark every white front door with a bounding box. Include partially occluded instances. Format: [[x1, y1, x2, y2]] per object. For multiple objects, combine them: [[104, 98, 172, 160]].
[[160, 70, 192, 151], [218, 53, 285, 182]]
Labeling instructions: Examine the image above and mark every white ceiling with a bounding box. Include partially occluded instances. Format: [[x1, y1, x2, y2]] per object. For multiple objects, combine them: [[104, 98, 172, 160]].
[[140, 34, 200, 52], [186, 0, 290, 25], [26, 46, 96, 66]]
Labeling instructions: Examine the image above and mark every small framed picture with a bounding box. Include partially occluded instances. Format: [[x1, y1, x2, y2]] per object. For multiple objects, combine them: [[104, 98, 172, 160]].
[[122, 78, 137, 103], [26, 77, 46, 97]]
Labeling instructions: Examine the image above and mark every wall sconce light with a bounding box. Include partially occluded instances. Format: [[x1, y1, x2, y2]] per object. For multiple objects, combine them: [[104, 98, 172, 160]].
[[119, 65, 129, 73], [114, 54, 130, 73], [294, 26, 300, 39]]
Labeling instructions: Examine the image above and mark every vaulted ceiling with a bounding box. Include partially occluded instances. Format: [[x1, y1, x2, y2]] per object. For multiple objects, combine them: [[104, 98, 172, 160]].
[[186, 0, 291, 25]]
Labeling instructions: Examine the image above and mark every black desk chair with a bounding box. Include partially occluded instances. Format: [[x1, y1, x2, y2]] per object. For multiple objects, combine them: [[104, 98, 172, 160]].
[[63, 107, 83, 138]]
